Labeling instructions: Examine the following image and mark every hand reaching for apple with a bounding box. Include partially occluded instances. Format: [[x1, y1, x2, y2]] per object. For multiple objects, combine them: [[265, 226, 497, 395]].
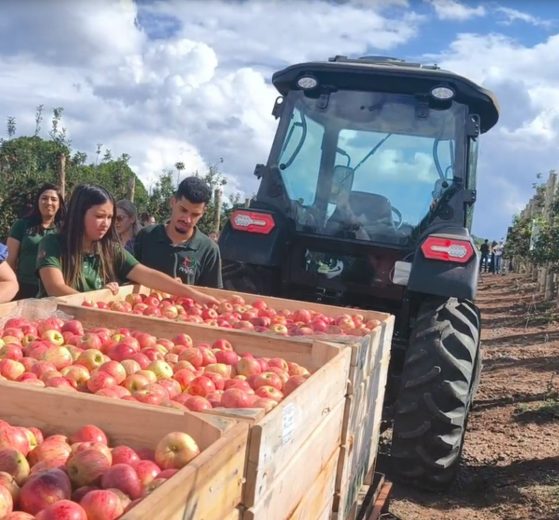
[[191, 290, 220, 307], [104, 282, 119, 295]]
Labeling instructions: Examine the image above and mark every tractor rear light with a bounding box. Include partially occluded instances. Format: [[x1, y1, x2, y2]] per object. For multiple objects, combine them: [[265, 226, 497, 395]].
[[421, 236, 474, 264], [230, 210, 275, 234]]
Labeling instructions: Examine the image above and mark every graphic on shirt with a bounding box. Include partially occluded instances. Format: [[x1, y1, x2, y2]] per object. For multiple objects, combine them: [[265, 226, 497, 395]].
[[178, 255, 199, 278]]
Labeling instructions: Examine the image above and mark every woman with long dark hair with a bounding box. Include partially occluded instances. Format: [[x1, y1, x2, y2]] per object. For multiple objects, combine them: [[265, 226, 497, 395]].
[[37, 184, 219, 305], [7, 183, 65, 298]]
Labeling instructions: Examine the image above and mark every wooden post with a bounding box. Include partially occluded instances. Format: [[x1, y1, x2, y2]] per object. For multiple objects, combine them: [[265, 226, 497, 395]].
[[213, 188, 222, 233], [58, 152, 66, 199], [128, 176, 136, 202]]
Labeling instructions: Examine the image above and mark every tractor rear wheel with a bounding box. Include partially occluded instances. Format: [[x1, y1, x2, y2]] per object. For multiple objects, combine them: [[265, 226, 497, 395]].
[[391, 297, 481, 489]]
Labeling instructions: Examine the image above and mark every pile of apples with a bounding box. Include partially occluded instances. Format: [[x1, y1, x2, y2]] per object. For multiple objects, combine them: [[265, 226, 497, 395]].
[[82, 292, 382, 338], [0, 317, 311, 413], [0, 421, 199, 519]]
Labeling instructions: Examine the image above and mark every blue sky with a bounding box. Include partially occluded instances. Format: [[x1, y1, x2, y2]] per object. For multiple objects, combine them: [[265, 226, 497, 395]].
[[1, 0, 558, 241]]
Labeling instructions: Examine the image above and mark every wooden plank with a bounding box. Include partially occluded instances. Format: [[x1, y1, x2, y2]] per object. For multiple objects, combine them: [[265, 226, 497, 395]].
[[242, 398, 345, 520], [287, 447, 339, 520], [0, 380, 248, 520], [244, 346, 351, 505]]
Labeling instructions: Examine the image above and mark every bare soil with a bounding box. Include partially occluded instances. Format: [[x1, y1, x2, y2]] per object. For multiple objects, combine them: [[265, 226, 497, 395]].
[[384, 273, 559, 520]]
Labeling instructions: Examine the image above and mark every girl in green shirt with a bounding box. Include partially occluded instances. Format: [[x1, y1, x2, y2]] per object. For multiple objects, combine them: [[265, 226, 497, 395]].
[[37, 184, 219, 306], [7, 183, 65, 299]]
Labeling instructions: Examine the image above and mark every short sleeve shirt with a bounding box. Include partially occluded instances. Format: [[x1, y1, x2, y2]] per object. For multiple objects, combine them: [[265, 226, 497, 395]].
[[9, 218, 58, 285], [36, 234, 139, 295], [0, 243, 8, 264], [134, 224, 222, 288]]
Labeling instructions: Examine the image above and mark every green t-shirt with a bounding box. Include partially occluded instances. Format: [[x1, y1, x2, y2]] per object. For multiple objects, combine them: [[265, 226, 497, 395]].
[[36, 234, 139, 296], [9, 218, 58, 286], [134, 224, 222, 288]]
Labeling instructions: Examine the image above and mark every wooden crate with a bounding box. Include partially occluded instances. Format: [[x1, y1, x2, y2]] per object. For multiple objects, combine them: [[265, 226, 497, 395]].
[[32, 304, 352, 517], [54, 285, 394, 518], [0, 380, 248, 520]]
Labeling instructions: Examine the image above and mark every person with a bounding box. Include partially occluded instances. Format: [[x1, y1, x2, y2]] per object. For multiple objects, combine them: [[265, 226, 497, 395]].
[[36, 183, 219, 307], [134, 176, 222, 288], [6, 183, 65, 298], [115, 200, 141, 254], [208, 231, 219, 242], [479, 239, 490, 272], [0, 243, 19, 303], [494, 241, 504, 274], [140, 212, 156, 227], [489, 240, 497, 274]]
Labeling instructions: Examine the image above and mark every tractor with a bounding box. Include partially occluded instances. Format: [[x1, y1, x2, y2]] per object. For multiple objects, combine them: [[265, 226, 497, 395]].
[[218, 55, 499, 489]]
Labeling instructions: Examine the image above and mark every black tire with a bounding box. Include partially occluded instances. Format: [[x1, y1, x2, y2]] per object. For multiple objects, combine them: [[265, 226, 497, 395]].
[[222, 261, 280, 296], [391, 297, 481, 490]]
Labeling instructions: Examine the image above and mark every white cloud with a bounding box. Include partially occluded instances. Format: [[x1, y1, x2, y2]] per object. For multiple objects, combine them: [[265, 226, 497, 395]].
[[426, 0, 486, 21], [495, 6, 551, 28]]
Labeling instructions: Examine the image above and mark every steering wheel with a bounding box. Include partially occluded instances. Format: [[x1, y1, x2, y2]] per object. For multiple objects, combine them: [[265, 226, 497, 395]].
[[392, 207, 403, 229]]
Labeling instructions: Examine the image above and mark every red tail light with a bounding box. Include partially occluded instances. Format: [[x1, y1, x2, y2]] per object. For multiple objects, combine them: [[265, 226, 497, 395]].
[[230, 210, 275, 234], [421, 236, 474, 264]]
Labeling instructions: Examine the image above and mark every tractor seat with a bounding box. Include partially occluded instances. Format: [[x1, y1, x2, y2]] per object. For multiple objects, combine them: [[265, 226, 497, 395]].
[[325, 191, 394, 236]]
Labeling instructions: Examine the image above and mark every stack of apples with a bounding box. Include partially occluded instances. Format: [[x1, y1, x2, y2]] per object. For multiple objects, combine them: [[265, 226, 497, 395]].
[[0, 317, 311, 413], [82, 292, 382, 337], [0, 421, 199, 519]]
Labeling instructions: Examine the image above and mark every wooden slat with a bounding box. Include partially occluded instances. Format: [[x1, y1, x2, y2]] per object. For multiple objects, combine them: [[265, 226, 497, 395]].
[[242, 398, 345, 520], [287, 447, 339, 520], [0, 381, 248, 520]]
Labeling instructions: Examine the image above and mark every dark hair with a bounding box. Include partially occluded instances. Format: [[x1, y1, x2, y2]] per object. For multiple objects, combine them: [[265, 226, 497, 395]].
[[61, 184, 123, 290], [25, 183, 66, 231], [175, 176, 211, 204]]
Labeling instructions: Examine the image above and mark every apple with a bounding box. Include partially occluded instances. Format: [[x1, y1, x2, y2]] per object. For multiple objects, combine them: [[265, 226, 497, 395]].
[[67, 448, 111, 487], [255, 385, 284, 402], [172, 333, 193, 347], [122, 373, 150, 393], [155, 432, 200, 470], [183, 395, 212, 412], [221, 388, 254, 408], [121, 359, 141, 375], [187, 376, 216, 397], [287, 362, 311, 377], [214, 350, 240, 366], [0, 427, 30, 455], [28, 439, 71, 467], [179, 348, 203, 368], [35, 499, 88, 520], [236, 357, 262, 377], [70, 425, 107, 447], [203, 371, 225, 391], [129, 352, 150, 369], [87, 370, 117, 393], [132, 460, 160, 488], [96, 386, 131, 399], [224, 378, 253, 393], [111, 445, 140, 466], [284, 375, 309, 396], [98, 360, 126, 384], [133, 383, 169, 405], [0, 344, 23, 361], [76, 349, 105, 371], [61, 320, 85, 336], [269, 323, 289, 335], [0, 471, 19, 502], [61, 365, 90, 389], [0, 359, 25, 381], [147, 360, 173, 380], [252, 371, 283, 391], [19, 468, 72, 515], [0, 484, 13, 518], [101, 463, 142, 499], [80, 489, 124, 520], [0, 448, 30, 484], [136, 370, 158, 384], [104, 487, 132, 512], [252, 397, 278, 412], [206, 390, 223, 407]]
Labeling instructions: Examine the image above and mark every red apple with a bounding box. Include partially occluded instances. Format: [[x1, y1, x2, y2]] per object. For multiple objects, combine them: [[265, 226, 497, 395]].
[[0, 448, 29, 484], [0, 484, 13, 518], [183, 395, 212, 412], [0, 359, 25, 381], [132, 460, 160, 487], [86, 370, 117, 393], [255, 385, 284, 402], [35, 499, 87, 520], [99, 361, 126, 384], [0, 471, 19, 502], [173, 368, 196, 390], [76, 349, 105, 371], [80, 489, 124, 520], [236, 357, 262, 377], [221, 388, 253, 408], [111, 445, 140, 466], [19, 468, 72, 515], [101, 463, 142, 499], [0, 427, 30, 455], [66, 449, 111, 487], [187, 376, 215, 397], [215, 350, 240, 366]]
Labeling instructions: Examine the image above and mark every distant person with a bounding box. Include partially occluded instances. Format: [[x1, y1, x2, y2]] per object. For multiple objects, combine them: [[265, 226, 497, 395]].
[[134, 176, 222, 288], [140, 212, 156, 227], [479, 239, 490, 273], [494, 241, 504, 274], [116, 200, 141, 254], [0, 243, 19, 302], [36, 183, 219, 306], [489, 240, 497, 274], [209, 231, 219, 242], [6, 183, 65, 298]]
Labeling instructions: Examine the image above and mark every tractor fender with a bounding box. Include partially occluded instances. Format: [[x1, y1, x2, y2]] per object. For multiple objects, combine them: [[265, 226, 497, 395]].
[[219, 209, 290, 267], [407, 227, 479, 300]]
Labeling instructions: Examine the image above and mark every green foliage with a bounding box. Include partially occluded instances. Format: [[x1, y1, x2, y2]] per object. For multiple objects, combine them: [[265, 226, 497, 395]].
[[506, 213, 532, 259]]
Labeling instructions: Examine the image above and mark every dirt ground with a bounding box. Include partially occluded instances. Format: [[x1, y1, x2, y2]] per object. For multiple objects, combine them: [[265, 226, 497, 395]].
[[384, 273, 559, 520]]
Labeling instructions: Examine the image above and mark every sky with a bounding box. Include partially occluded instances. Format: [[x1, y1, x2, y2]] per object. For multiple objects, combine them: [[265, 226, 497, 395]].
[[0, 0, 557, 240]]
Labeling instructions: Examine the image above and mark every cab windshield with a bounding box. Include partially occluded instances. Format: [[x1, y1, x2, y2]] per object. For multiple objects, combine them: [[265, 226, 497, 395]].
[[273, 89, 467, 246]]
